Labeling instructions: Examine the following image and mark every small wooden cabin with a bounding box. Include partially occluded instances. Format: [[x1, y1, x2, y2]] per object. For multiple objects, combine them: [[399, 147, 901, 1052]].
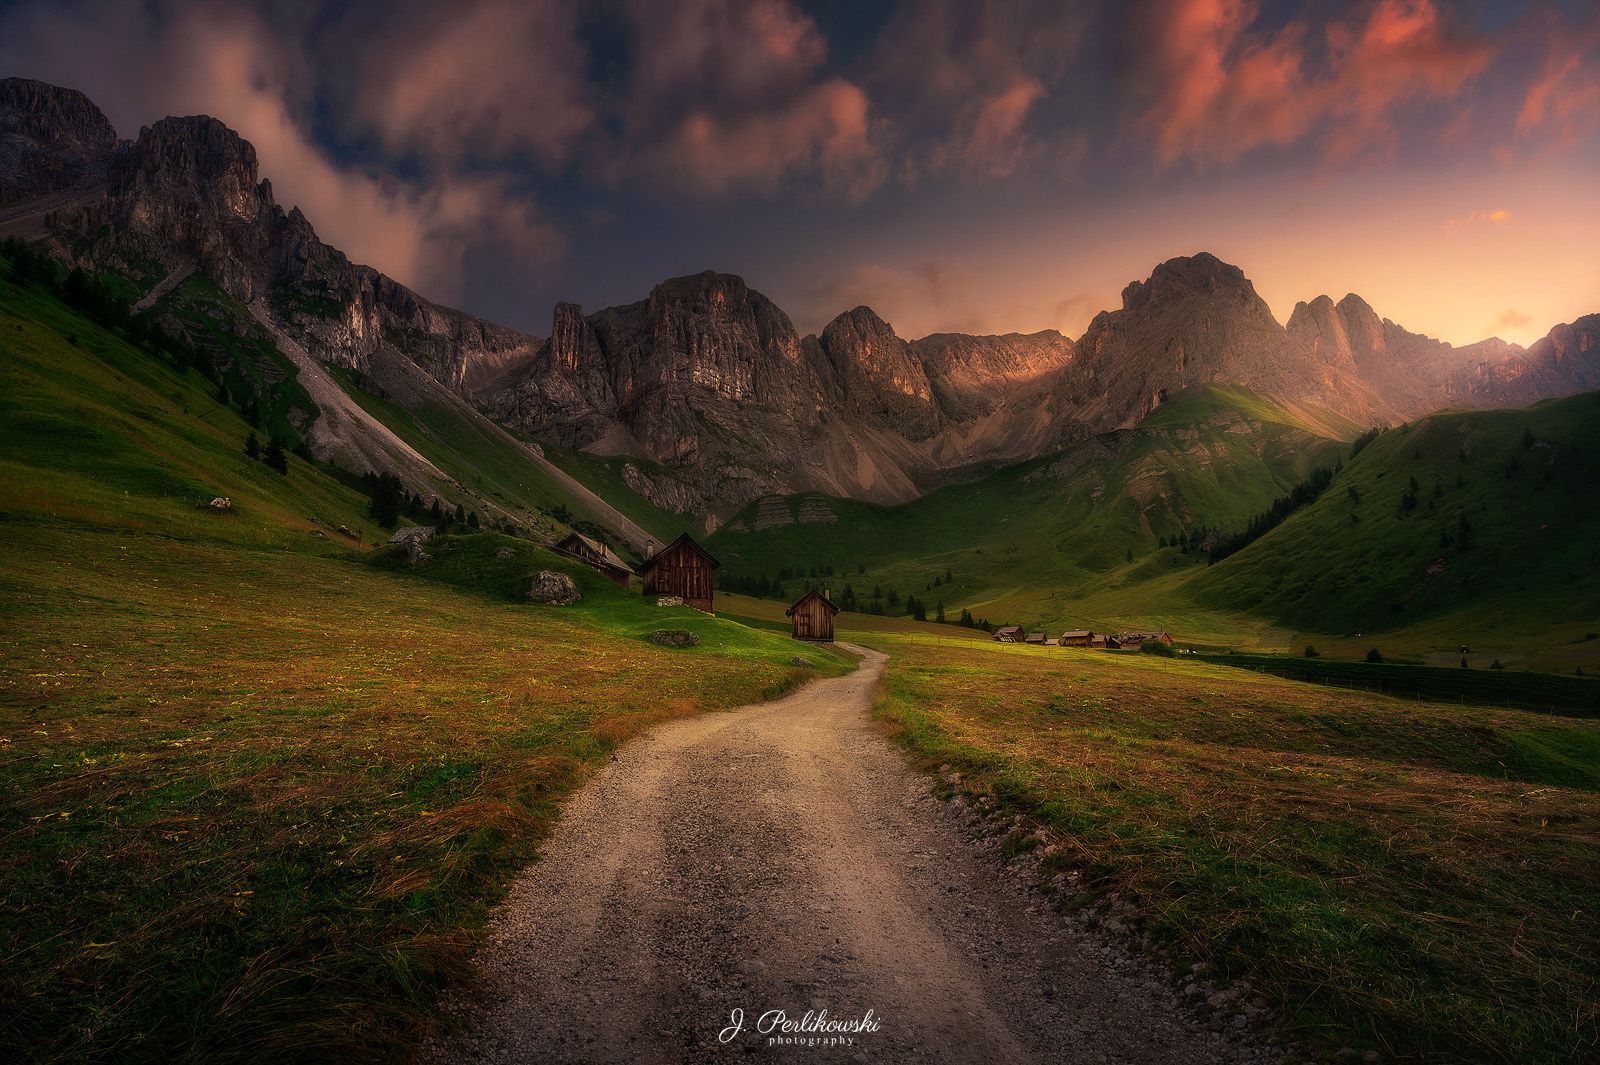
[[552, 531, 635, 588], [1088, 634, 1120, 650], [1058, 629, 1094, 647], [639, 533, 720, 614], [786, 589, 839, 642], [1119, 631, 1174, 648], [993, 625, 1023, 643], [1025, 631, 1048, 646]]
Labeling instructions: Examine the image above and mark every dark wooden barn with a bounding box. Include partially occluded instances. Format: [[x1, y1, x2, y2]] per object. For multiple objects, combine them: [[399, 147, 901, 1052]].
[[1058, 629, 1095, 647], [640, 533, 720, 613], [786, 589, 840, 642], [552, 531, 635, 588]]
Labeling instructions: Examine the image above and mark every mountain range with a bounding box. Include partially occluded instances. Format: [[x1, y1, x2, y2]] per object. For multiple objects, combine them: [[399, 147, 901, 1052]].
[[3, 75, 1597, 524]]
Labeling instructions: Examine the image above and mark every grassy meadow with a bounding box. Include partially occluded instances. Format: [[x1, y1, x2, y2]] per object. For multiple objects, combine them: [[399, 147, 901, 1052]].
[[0, 271, 846, 1062], [861, 629, 1600, 1063]]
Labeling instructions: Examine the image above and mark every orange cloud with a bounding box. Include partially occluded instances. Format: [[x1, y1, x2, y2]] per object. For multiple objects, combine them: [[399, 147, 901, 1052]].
[[1140, 0, 1494, 166], [1486, 308, 1532, 337], [1444, 207, 1511, 237]]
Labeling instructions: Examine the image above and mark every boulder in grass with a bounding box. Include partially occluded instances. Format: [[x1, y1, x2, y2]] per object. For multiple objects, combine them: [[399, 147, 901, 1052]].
[[207, 497, 231, 511], [495, 547, 517, 560], [527, 570, 581, 605], [388, 525, 435, 546], [648, 629, 700, 648]]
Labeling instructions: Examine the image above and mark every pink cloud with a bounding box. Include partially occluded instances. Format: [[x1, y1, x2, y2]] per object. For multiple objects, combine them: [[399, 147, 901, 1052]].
[[1515, 13, 1600, 147], [618, 0, 885, 198], [951, 77, 1046, 178], [1138, 0, 1494, 166], [661, 79, 883, 200], [341, 0, 594, 168]]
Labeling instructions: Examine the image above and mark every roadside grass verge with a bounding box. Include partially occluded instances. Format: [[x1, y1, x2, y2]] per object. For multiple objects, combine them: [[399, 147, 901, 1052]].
[[864, 633, 1600, 1062], [0, 525, 832, 1063]]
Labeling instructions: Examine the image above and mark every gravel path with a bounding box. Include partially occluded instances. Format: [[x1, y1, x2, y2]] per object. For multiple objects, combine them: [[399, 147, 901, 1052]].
[[435, 646, 1272, 1064]]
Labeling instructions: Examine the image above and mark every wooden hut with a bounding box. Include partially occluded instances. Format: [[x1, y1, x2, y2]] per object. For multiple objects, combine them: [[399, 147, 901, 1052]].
[[1118, 630, 1174, 648], [1058, 629, 1094, 647], [1025, 631, 1048, 646], [1087, 634, 1120, 650], [639, 533, 720, 614], [786, 589, 840, 642], [552, 531, 635, 588], [992, 625, 1023, 643]]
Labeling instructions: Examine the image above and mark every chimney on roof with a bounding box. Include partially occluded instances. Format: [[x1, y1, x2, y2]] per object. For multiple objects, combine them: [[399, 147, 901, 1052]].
[[645, 539, 655, 558]]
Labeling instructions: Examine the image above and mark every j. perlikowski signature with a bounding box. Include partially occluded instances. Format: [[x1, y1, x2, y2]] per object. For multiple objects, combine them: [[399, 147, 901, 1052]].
[[719, 1007, 882, 1049]]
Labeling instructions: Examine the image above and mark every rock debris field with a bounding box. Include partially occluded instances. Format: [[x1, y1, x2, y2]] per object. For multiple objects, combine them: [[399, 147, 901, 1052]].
[[434, 646, 1281, 1064]]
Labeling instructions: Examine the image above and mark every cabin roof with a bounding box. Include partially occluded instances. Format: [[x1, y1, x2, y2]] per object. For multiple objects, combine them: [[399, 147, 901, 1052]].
[[555, 531, 635, 575], [1061, 629, 1093, 639], [640, 532, 720, 573], [785, 589, 840, 617], [994, 625, 1022, 634]]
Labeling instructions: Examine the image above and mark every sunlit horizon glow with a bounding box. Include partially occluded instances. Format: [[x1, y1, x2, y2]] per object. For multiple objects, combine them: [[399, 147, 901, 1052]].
[[0, 0, 1595, 349]]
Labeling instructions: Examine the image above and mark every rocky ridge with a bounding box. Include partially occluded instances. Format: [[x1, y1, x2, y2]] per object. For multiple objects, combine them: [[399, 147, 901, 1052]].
[[3, 77, 1596, 519]]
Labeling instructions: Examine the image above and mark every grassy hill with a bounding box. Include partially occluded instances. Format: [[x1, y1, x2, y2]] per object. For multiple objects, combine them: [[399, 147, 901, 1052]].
[[1192, 392, 1600, 659], [707, 385, 1350, 626], [0, 266, 843, 1062]]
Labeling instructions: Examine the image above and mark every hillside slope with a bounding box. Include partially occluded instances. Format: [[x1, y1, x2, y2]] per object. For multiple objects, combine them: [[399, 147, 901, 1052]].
[[1192, 392, 1600, 642]]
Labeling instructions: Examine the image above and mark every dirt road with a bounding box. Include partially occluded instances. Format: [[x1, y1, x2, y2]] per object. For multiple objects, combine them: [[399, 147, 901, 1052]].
[[437, 647, 1270, 1063]]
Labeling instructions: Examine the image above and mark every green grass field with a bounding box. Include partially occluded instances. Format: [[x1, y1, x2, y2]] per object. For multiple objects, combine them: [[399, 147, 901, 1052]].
[[861, 630, 1600, 1063], [0, 272, 847, 1062]]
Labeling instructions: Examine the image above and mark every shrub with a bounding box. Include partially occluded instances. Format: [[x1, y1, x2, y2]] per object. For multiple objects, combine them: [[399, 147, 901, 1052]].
[[1141, 640, 1176, 657], [1489, 659, 1505, 671], [1303, 645, 1320, 658], [1366, 648, 1384, 663]]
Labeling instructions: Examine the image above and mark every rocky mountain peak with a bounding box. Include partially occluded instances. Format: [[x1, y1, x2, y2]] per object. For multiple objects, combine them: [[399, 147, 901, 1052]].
[[1334, 293, 1386, 356], [0, 77, 119, 204], [112, 115, 266, 222]]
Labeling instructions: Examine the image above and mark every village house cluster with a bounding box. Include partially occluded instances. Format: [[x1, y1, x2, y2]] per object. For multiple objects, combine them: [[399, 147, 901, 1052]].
[[991, 626, 1174, 650]]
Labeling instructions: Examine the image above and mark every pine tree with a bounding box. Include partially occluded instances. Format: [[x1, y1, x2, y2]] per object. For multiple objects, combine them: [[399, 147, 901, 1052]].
[[263, 437, 288, 475], [244, 432, 260, 461], [368, 472, 403, 527], [467, 511, 480, 529], [935, 601, 945, 623]]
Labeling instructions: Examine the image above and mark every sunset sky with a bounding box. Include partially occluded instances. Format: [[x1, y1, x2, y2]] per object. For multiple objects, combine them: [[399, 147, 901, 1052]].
[[1, 0, 1595, 346]]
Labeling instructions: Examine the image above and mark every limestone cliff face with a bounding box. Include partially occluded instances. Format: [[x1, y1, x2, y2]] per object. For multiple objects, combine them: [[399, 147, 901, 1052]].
[[0, 78, 117, 204], [817, 306, 938, 438]]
